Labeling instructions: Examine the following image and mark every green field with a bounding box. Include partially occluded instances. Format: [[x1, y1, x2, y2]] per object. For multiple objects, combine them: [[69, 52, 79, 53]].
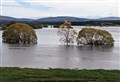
[[0, 67, 120, 82]]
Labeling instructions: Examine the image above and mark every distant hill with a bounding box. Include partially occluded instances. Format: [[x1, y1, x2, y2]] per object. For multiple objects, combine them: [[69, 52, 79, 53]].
[[37, 16, 89, 22], [98, 17, 120, 20], [0, 16, 34, 22], [17, 18, 34, 22], [0, 16, 120, 24], [0, 16, 16, 21]]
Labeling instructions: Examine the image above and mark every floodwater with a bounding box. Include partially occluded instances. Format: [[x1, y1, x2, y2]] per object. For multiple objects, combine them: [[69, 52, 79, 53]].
[[0, 26, 120, 69]]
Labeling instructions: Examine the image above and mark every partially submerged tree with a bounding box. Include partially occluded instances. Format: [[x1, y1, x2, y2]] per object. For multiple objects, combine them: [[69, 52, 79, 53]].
[[76, 28, 114, 47], [2, 23, 37, 44], [58, 20, 77, 45]]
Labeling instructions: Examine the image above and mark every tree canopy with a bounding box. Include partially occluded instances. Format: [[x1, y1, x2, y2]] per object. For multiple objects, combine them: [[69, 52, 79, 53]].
[[76, 28, 114, 47], [59, 20, 72, 29], [2, 23, 37, 44]]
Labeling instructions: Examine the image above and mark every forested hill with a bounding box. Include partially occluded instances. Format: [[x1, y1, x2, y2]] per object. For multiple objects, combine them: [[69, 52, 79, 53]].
[[0, 16, 34, 22], [37, 16, 89, 22], [0, 16, 120, 30], [1, 16, 120, 23]]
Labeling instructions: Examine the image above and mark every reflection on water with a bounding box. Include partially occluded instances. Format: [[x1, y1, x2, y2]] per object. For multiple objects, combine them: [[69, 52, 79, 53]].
[[0, 27, 120, 69]]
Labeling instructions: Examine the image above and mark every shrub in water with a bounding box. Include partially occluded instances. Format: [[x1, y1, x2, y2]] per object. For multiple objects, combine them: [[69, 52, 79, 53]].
[[76, 28, 114, 47], [2, 23, 37, 44]]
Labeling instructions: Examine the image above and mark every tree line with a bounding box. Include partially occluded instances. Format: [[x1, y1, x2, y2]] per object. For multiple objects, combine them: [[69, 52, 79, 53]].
[[0, 21, 43, 30], [0, 20, 120, 30]]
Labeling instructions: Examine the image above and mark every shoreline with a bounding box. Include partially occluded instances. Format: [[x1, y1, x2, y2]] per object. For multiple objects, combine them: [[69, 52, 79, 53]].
[[1, 66, 120, 70]]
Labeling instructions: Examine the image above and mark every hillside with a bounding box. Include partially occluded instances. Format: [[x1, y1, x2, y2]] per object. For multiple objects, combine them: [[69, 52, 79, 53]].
[[0, 16, 34, 22], [98, 17, 120, 20], [0, 16, 120, 28], [37, 16, 89, 22], [1, 16, 120, 23]]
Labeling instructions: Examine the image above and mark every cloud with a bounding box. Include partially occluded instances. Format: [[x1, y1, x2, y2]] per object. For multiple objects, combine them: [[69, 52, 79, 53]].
[[2, 5, 54, 18], [1, 0, 119, 18], [3, 0, 118, 2]]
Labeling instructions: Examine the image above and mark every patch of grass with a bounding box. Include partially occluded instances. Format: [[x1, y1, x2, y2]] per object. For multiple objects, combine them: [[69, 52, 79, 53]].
[[0, 67, 120, 82]]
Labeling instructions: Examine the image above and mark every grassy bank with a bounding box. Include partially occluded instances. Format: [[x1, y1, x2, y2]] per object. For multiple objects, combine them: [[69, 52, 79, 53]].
[[0, 67, 120, 82]]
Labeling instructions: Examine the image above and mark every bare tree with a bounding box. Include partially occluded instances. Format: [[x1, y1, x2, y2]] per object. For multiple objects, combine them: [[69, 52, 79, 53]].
[[57, 20, 77, 45]]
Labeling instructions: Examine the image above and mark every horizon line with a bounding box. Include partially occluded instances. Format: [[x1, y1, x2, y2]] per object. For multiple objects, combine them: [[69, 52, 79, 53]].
[[1, 15, 120, 19]]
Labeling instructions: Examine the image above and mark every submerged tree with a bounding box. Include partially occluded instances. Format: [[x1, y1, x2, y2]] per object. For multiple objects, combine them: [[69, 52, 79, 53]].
[[76, 28, 114, 47], [2, 23, 37, 44], [58, 20, 77, 45]]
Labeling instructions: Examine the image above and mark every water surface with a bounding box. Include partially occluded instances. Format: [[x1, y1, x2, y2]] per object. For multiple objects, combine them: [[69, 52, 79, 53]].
[[0, 26, 120, 69]]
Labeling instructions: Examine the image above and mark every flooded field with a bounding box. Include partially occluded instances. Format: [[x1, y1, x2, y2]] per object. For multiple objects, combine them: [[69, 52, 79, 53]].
[[0, 26, 120, 69]]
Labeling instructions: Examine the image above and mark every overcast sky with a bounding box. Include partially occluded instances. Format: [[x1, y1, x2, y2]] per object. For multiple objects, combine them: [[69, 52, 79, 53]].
[[0, 0, 120, 18]]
